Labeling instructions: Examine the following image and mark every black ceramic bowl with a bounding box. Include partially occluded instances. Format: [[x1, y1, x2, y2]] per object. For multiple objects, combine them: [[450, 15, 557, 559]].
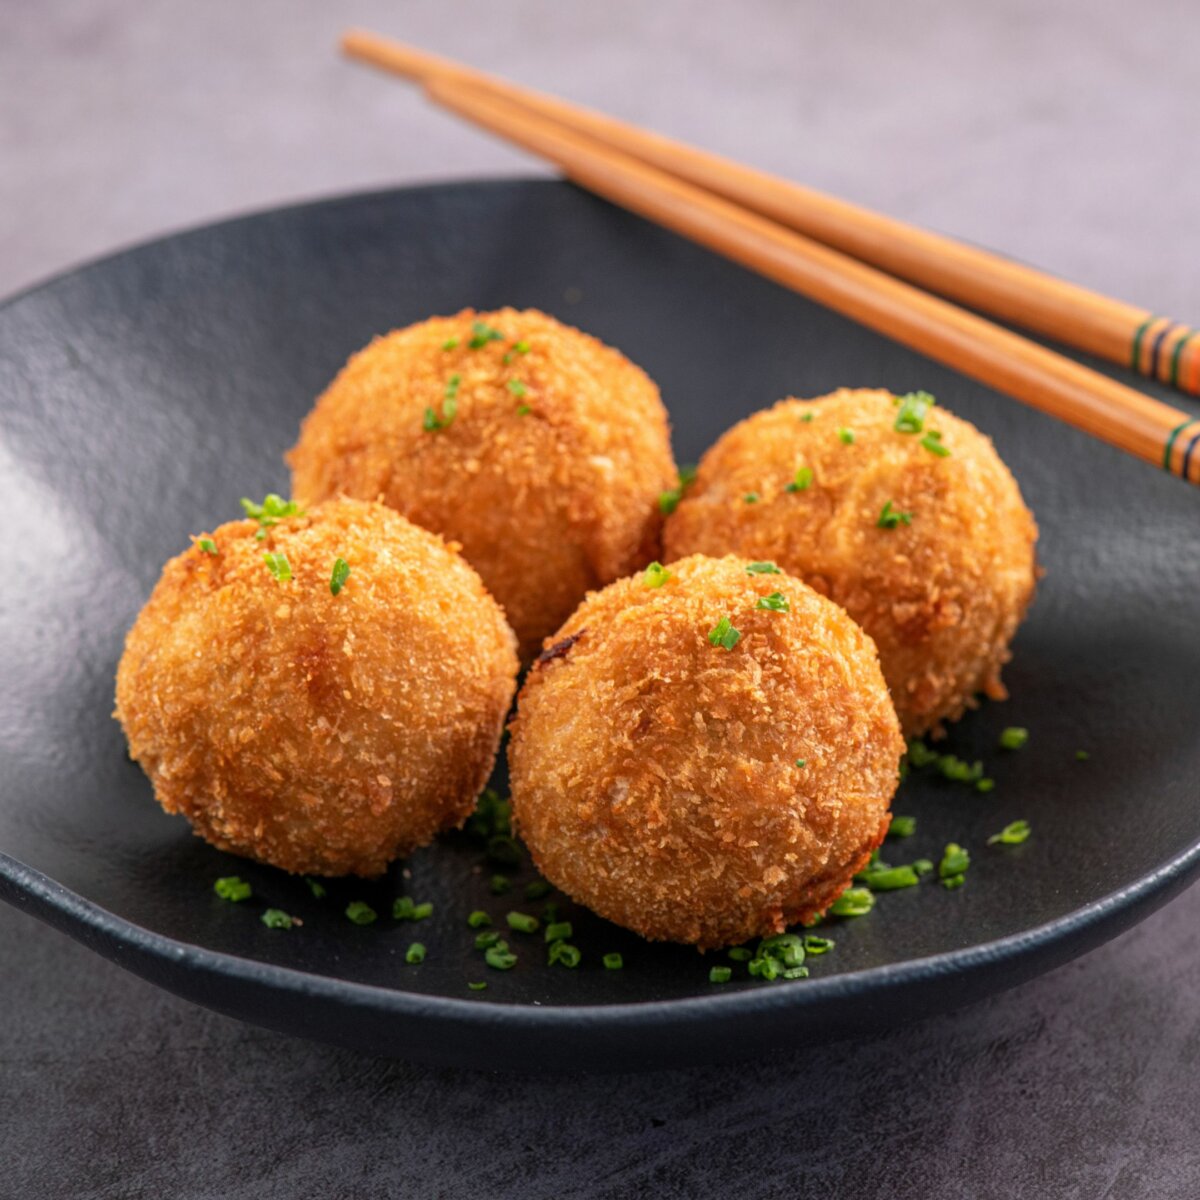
[[2, 179, 1197, 1072]]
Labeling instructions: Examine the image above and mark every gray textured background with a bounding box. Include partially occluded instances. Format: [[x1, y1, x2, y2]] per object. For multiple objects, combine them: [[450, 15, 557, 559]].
[[3, 2, 1199, 1196]]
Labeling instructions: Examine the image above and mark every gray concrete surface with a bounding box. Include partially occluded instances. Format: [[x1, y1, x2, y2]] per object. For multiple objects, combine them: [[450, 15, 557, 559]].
[[3, 1, 1199, 1196]]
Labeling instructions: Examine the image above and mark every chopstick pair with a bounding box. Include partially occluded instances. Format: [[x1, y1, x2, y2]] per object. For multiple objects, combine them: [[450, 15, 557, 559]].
[[341, 29, 1200, 487]]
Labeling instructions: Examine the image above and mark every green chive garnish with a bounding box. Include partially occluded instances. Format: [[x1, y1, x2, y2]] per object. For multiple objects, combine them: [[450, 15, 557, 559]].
[[999, 727, 1029, 750], [921, 431, 951, 456], [728, 947, 753, 962], [489, 874, 512, 895], [802, 935, 834, 955], [976, 778, 996, 793], [516, 404, 532, 416], [907, 740, 939, 768], [709, 966, 732, 984], [643, 561, 672, 588], [893, 390, 935, 433], [524, 880, 552, 901], [214, 876, 251, 902], [707, 615, 741, 650], [241, 493, 303, 530], [547, 941, 582, 968], [829, 887, 874, 917], [330, 557, 350, 596], [1076, 749, 1090, 761], [514, 340, 531, 354], [785, 466, 813, 493], [485, 941, 517, 970], [795, 759, 807, 768], [467, 910, 491, 928], [603, 953, 624, 970], [506, 911, 540, 934], [877, 501, 912, 529], [988, 819, 1031, 846], [468, 320, 505, 349], [344, 901, 377, 925], [305, 877, 326, 899], [506, 379, 528, 397], [544, 921, 573, 943], [474, 930, 501, 950], [888, 815, 917, 838], [467, 981, 487, 991], [746, 561, 781, 574], [860, 864, 921, 891], [405, 942, 426, 964], [758, 933, 806, 968], [263, 552, 292, 582], [837, 427, 855, 445], [756, 591, 789, 612], [392, 897, 432, 921], [441, 337, 460, 351], [939, 843, 970, 889], [196, 537, 218, 555], [743, 492, 760, 504], [260, 908, 294, 929]]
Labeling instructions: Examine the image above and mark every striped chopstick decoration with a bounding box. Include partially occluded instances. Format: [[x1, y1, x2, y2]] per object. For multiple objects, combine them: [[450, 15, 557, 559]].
[[1131, 316, 1200, 392]]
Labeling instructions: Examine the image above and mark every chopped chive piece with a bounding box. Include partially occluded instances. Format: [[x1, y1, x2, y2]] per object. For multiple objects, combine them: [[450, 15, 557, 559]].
[[506, 379, 528, 397], [746, 561, 781, 575], [516, 404, 532, 416], [747, 957, 781, 980], [263, 552, 292, 582], [392, 896, 415, 920], [466, 788, 511, 839], [758, 933, 806, 968], [941, 874, 966, 890], [802, 935, 834, 955], [214, 876, 251, 902], [907, 740, 939, 768], [999, 726, 1029, 750], [877, 500, 913, 529], [468, 320, 506, 349], [976, 777, 996, 793], [893, 390, 935, 433], [502, 352, 512, 364], [304, 877, 326, 899], [603, 953, 624, 970], [514, 340, 531, 354], [743, 492, 760, 504], [241, 493, 303, 529], [489, 875, 512, 895], [937, 755, 985, 784], [411, 902, 433, 921], [330, 556, 350, 596], [524, 880, 552, 901], [921, 431, 951, 457], [727, 947, 753, 962], [795, 759, 807, 768], [658, 488, 683, 515], [467, 981, 487, 991], [888, 815, 917, 838], [829, 887, 875, 917], [785, 466, 814, 493], [860, 864, 921, 891], [506, 911, 540, 934], [423, 377, 460, 432], [405, 942, 426, 964], [541, 902, 560, 924], [474, 930, 501, 950], [837, 427, 855, 445], [756, 591, 789, 612], [988, 819, 1031, 846], [344, 901, 377, 925], [782, 966, 809, 980], [485, 941, 517, 970], [196, 537, 218, 555], [548, 941, 582, 968], [544, 921, 573, 943], [467, 910, 492, 928], [260, 908, 294, 929], [912, 858, 934, 876], [801, 412, 815, 423], [939, 843, 970, 880], [709, 966, 733, 984], [679, 464, 698, 487], [422, 406, 440, 432], [1076, 749, 1090, 761], [707, 615, 741, 651], [643, 561, 673, 588], [441, 337, 460, 351]]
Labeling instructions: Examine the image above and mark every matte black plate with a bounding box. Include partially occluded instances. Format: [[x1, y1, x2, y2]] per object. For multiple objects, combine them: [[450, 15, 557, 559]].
[[2, 179, 1198, 1072]]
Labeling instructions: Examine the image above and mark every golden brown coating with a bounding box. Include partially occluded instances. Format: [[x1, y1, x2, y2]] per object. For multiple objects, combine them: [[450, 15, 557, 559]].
[[508, 554, 903, 950], [287, 308, 678, 659], [664, 389, 1038, 737], [115, 498, 518, 877]]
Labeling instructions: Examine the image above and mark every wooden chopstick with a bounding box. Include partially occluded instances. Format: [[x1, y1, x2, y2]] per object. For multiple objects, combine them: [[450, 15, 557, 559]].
[[340, 34, 1200, 486], [342, 29, 1200, 399]]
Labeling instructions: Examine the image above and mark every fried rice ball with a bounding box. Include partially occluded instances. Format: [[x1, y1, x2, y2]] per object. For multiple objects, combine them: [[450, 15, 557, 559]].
[[115, 498, 518, 877], [663, 389, 1038, 737], [508, 554, 903, 949], [287, 308, 678, 659]]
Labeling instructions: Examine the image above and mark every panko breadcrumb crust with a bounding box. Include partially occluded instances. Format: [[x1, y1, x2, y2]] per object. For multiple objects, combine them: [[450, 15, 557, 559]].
[[287, 308, 678, 659], [664, 390, 1038, 737], [115, 499, 518, 877], [508, 554, 904, 950]]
